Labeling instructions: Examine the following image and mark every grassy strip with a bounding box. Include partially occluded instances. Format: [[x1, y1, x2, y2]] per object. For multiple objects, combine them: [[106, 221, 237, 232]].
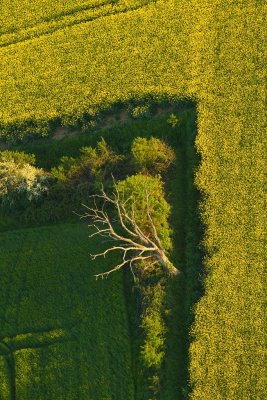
[[14, 104, 193, 169], [0, 356, 11, 399], [158, 109, 202, 400]]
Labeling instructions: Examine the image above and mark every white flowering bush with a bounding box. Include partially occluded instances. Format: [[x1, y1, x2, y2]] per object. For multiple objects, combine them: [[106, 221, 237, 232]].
[[0, 151, 49, 207]]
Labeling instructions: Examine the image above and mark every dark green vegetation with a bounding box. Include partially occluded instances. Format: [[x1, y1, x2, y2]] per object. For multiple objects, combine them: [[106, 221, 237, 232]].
[[0, 108, 202, 399], [0, 223, 134, 400]]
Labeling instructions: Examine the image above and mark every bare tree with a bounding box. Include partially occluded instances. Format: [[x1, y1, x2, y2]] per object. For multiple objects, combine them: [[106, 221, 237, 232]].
[[80, 181, 179, 279]]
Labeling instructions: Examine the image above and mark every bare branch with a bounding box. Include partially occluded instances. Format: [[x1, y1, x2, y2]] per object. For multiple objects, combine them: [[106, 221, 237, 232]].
[[81, 181, 180, 278], [90, 245, 151, 260], [94, 255, 153, 280]]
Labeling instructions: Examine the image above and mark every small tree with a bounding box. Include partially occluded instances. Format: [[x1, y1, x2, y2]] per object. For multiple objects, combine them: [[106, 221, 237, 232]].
[[131, 137, 175, 174], [81, 174, 179, 279]]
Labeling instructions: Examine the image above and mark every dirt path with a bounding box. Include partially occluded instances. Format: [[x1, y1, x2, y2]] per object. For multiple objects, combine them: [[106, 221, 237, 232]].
[[52, 105, 178, 140]]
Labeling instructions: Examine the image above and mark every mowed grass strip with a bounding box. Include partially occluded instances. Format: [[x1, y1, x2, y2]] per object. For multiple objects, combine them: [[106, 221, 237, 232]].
[[0, 223, 134, 400], [0, 356, 11, 400]]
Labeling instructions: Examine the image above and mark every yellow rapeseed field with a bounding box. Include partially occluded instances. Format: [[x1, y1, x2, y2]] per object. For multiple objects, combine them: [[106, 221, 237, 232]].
[[0, 0, 266, 398], [188, 2, 266, 398], [0, 1, 157, 47]]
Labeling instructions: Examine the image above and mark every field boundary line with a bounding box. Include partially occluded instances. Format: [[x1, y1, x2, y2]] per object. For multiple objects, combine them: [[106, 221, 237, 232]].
[[0, 0, 116, 36], [0, 0, 159, 49]]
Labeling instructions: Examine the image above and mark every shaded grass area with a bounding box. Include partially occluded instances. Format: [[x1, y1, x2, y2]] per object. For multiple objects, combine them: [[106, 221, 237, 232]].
[[0, 107, 195, 232], [15, 103, 193, 170], [118, 109, 202, 399], [0, 223, 135, 400], [160, 110, 202, 400]]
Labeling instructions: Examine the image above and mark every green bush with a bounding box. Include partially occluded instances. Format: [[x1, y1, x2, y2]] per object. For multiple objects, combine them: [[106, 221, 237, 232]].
[[117, 173, 172, 252], [52, 138, 122, 188], [0, 150, 36, 166], [131, 105, 151, 119], [140, 282, 166, 369], [167, 113, 180, 128], [131, 137, 175, 175]]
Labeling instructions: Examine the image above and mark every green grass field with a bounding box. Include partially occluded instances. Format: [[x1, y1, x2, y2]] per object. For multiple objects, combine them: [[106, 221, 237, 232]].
[[0, 223, 135, 400]]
